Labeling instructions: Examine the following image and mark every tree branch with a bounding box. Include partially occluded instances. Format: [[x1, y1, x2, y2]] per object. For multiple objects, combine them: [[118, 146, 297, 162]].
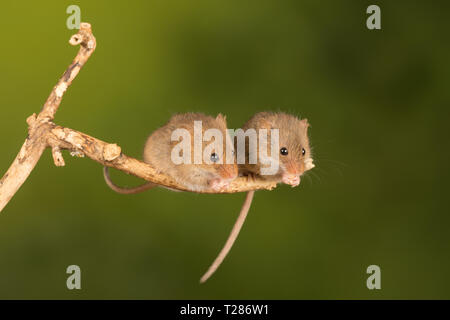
[[48, 125, 278, 193], [0, 22, 278, 213]]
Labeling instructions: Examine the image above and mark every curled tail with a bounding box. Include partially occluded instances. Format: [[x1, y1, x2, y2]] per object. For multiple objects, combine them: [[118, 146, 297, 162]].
[[200, 190, 255, 283], [103, 167, 156, 194]]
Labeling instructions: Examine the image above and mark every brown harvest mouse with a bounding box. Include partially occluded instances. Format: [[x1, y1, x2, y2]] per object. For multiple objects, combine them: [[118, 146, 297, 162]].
[[104, 112, 238, 193], [200, 111, 315, 283], [240, 111, 315, 186]]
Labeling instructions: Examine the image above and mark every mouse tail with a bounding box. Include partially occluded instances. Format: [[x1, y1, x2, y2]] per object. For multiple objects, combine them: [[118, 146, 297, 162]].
[[103, 167, 156, 194], [199, 190, 255, 283]]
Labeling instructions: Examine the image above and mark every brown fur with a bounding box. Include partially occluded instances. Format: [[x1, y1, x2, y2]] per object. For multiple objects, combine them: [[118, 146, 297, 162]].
[[104, 112, 238, 193], [240, 111, 312, 185]]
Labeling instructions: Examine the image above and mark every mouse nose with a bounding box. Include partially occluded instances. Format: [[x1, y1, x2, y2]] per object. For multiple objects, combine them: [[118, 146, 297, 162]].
[[219, 164, 238, 180]]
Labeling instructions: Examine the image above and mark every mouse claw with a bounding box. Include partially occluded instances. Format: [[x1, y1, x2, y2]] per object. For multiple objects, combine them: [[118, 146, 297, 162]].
[[282, 174, 300, 187]]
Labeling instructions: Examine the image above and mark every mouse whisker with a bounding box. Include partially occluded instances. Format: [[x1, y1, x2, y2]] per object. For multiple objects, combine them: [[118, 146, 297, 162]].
[[303, 172, 313, 186], [315, 158, 349, 168]]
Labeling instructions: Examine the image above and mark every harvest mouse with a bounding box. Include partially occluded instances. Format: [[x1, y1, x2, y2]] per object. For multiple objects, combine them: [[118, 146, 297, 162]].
[[240, 111, 314, 186], [200, 111, 315, 283], [104, 112, 238, 193]]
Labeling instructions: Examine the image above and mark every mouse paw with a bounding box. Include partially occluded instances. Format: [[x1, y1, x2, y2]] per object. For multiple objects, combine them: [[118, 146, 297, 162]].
[[282, 174, 300, 187], [210, 178, 230, 192]]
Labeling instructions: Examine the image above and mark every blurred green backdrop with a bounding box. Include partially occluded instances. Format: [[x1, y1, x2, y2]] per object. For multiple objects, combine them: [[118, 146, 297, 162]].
[[0, 0, 449, 299]]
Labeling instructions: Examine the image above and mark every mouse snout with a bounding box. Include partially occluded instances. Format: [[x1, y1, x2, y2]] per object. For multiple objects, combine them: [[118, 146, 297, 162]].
[[218, 164, 238, 181], [281, 160, 304, 187], [284, 159, 304, 177], [209, 165, 238, 191]]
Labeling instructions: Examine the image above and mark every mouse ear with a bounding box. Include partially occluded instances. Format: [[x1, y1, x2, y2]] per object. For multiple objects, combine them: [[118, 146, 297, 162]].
[[216, 113, 227, 124], [300, 118, 310, 129]]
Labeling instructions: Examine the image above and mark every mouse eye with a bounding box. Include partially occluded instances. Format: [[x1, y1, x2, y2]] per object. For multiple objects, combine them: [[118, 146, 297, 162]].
[[302, 148, 306, 156], [210, 153, 219, 163], [280, 147, 288, 156]]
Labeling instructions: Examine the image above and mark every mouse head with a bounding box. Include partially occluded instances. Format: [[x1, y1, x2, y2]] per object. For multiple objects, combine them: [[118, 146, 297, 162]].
[[172, 113, 238, 191], [252, 112, 314, 187]]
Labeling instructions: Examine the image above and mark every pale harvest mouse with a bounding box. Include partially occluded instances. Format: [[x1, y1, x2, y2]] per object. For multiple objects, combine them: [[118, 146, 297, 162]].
[[103, 112, 238, 193]]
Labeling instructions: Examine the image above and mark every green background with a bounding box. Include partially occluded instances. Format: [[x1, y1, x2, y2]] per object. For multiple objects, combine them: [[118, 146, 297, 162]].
[[0, 0, 449, 299]]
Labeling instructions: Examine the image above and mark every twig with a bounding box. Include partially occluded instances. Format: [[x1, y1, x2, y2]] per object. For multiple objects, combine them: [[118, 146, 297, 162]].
[[0, 22, 278, 213], [48, 125, 277, 193]]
